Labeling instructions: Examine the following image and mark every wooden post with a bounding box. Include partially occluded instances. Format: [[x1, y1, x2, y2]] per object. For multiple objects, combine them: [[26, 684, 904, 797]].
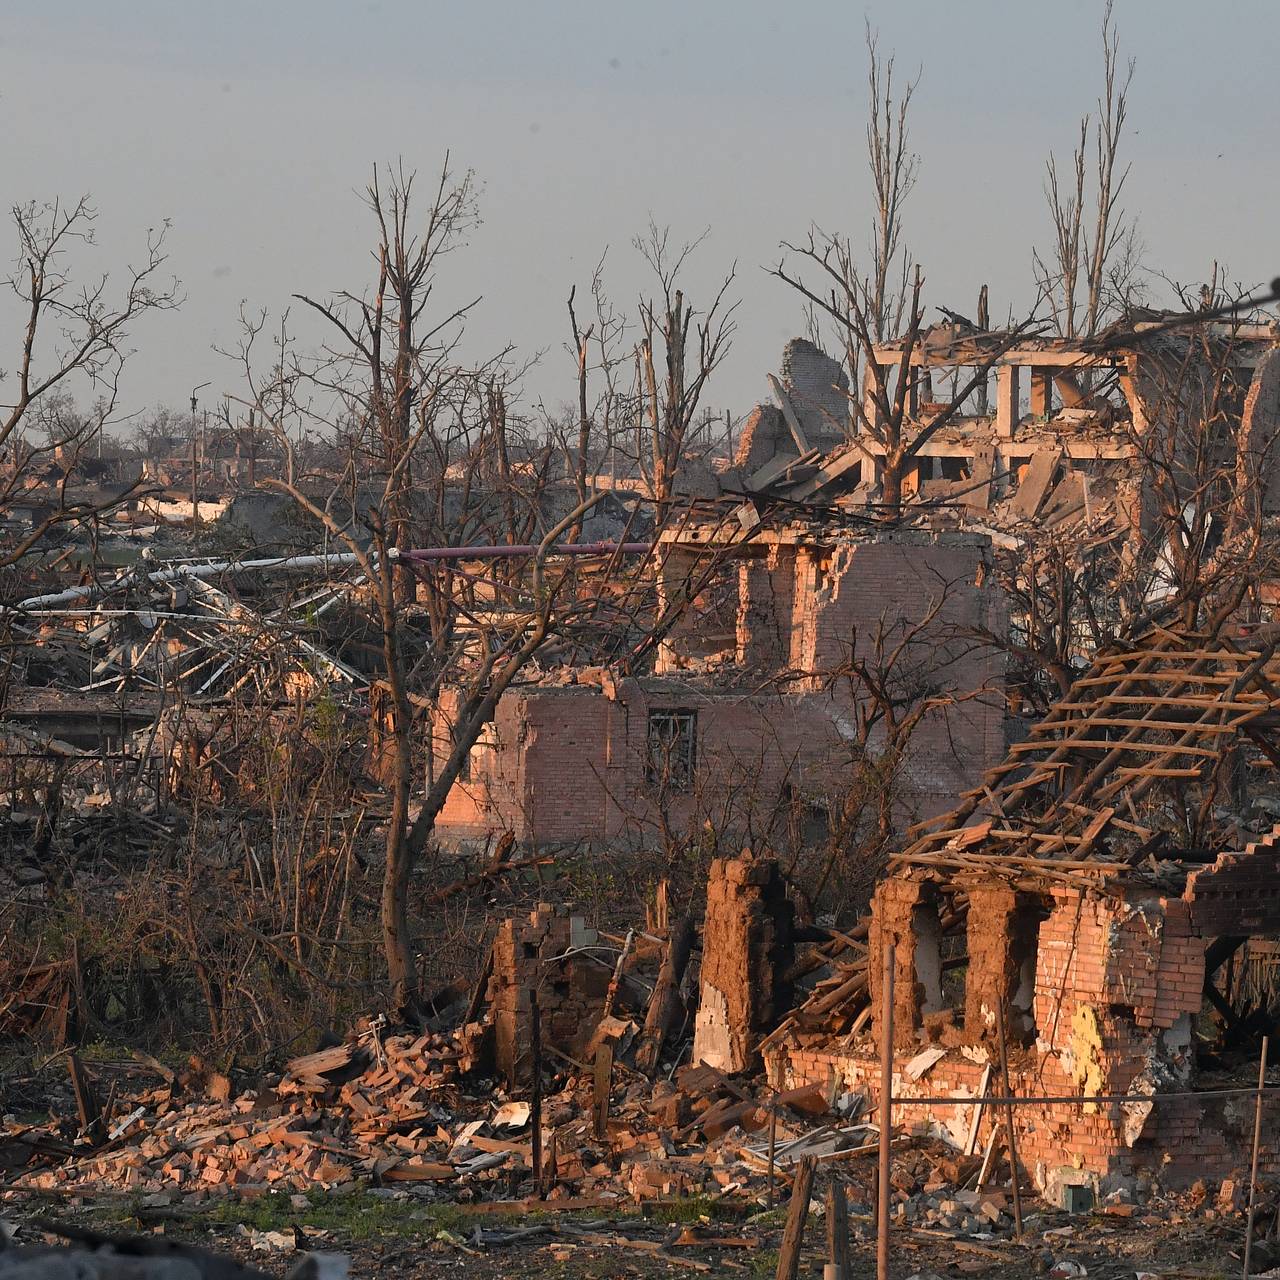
[[530, 991, 543, 1198], [767, 1097, 778, 1208], [1243, 1035, 1269, 1280], [592, 1041, 613, 1140], [67, 1053, 104, 1147], [877, 944, 894, 1280], [995, 1000, 1024, 1239], [825, 1179, 849, 1280], [775, 1155, 816, 1280]]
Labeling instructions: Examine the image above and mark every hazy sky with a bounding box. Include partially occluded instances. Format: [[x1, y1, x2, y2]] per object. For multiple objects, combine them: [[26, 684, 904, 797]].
[[3, 0, 1277, 428]]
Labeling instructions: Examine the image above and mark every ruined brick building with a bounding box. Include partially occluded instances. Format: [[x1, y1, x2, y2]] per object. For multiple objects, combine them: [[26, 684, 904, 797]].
[[431, 323, 1280, 854], [432, 516, 1006, 851], [763, 622, 1280, 1201]]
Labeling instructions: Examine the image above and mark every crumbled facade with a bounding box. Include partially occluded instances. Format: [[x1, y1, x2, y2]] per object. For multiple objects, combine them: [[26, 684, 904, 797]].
[[487, 903, 612, 1084]]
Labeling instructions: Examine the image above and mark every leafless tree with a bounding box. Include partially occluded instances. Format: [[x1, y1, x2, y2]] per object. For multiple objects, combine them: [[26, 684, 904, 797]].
[[633, 223, 737, 503], [0, 197, 178, 565], [232, 163, 692, 1015], [864, 23, 920, 344], [553, 255, 635, 537], [1033, 1, 1142, 339], [773, 247, 1038, 512]]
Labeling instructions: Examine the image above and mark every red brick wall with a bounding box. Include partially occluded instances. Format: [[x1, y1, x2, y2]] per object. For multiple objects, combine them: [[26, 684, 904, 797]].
[[435, 532, 1008, 847], [766, 885, 1263, 1197], [767, 1038, 1278, 1196]]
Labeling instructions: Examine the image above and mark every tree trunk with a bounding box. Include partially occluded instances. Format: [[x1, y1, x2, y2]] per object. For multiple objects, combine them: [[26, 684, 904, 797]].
[[635, 913, 696, 1076], [378, 571, 417, 1014]]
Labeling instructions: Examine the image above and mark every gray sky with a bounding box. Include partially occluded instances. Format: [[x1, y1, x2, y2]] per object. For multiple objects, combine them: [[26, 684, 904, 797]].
[[3, 0, 1277, 428]]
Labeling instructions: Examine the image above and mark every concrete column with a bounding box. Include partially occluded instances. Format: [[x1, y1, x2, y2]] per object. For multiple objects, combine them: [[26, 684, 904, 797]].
[[1029, 368, 1054, 418], [995, 364, 1021, 438]]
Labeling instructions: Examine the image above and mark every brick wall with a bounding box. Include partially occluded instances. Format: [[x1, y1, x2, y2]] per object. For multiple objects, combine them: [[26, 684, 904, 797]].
[[488, 904, 610, 1083], [767, 883, 1266, 1199], [435, 531, 1008, 848]]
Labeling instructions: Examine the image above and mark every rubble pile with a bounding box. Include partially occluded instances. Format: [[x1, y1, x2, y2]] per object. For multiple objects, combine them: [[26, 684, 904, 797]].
[[2, 1027, 879, 1208]]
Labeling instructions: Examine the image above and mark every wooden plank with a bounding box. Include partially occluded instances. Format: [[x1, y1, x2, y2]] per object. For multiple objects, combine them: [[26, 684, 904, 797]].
[[1030, 716, 1240, 734], [592, 1042, 613, 1141], [1072, 672, 1247, 688], [784, 444, 867, 501], [1113, 766, 1203, 779], [1008, 737, 1221, 758], [746, 447, 818, 493], [775, 1155, 816, 1280], [964, 1065, 993, 1157], [975, 1123, 1005, 1192], [67, 1054, 104, 1146], [381, 1161, 456, 1182], [1054, 695, 1267, 711]]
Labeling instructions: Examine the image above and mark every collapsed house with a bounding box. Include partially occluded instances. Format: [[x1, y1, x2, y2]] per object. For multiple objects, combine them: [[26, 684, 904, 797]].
[[432, 324, 1280, 853], [733, 324, 1280, 532], [761, 621, 1280, 1201]]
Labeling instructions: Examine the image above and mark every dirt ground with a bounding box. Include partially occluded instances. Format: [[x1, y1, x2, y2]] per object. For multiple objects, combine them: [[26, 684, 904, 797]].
[[0, 1186, 1265, 1279]]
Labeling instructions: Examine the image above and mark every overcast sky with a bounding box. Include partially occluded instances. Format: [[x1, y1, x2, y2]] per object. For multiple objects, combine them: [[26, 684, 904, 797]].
[[3, 0, 1277, 428]]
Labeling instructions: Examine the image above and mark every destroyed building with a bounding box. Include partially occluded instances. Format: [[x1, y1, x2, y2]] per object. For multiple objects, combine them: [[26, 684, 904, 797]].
[[433, 520, 1007, 850], [734, 323, 1280, 530], [428, 338, 1015, 851], [762, 621, 1280, 1201]]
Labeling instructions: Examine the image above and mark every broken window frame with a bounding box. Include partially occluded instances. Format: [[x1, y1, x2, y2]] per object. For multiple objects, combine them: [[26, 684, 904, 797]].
[[646, 708, 698, 792]]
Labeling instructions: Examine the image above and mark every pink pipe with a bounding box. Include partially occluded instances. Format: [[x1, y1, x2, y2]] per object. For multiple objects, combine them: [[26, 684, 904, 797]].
[[394, 541, 653, 561]]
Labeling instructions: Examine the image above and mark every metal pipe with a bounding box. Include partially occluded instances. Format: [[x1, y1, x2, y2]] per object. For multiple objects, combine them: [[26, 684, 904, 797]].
[[12, 552, 369, 611], [1244, 1035, 1269, 1279], [12, 542, 651, 612], [393, 541, 652, 562]]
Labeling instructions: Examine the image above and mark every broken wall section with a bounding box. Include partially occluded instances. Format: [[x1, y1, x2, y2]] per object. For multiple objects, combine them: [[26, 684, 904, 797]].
[[488, 904, 611, 1084], [693, 853, 795, 1074], [772, 880, 1233, 1199]]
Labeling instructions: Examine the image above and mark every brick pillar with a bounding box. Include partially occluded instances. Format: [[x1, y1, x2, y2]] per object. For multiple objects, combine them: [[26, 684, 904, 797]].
[[963, 882, 1022, 1042], [488, 904, 606, 1084], [869, 877, 937, 1051], [693, 852, 794, 1073]]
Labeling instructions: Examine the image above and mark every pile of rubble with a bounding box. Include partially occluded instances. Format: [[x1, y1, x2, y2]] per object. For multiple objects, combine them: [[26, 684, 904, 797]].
[[3, 1024, 876, 1208]]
